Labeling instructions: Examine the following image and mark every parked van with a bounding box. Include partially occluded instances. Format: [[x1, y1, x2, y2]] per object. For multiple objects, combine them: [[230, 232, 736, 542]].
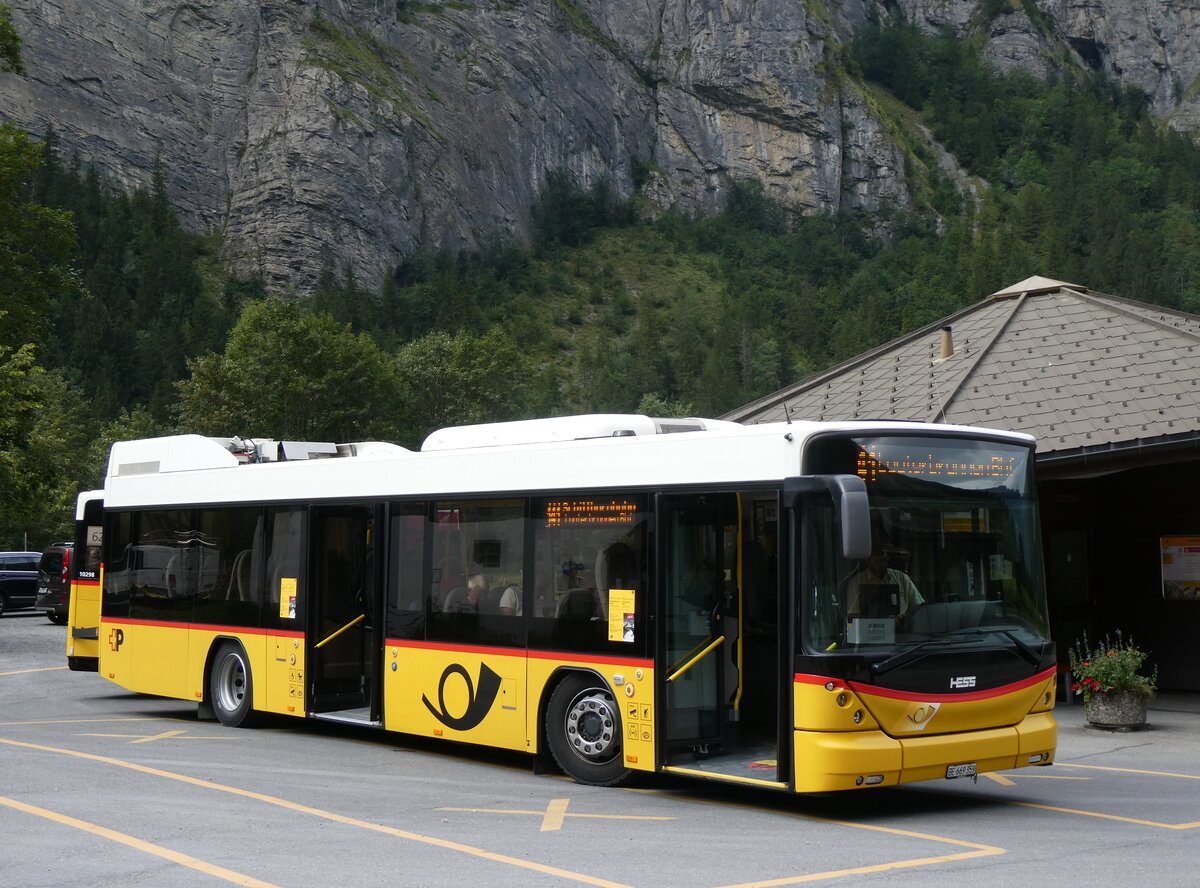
[[0, 551, 40, 616], [36, 542, 73, 624]]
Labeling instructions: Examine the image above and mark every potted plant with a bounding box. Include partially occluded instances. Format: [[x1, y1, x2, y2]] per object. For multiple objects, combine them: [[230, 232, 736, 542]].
[[1069, 631, 1157, 730]]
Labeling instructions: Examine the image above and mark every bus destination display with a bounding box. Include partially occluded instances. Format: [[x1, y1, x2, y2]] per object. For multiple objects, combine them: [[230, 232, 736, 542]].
[[545, 499, 640, 527], [856, 445, 1018, 484]]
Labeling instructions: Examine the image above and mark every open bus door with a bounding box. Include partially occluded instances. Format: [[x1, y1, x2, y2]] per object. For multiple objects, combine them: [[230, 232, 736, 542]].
[[67, 492, 105, 672], [307, 504, 384, 725], [658, 491, 786, 787]]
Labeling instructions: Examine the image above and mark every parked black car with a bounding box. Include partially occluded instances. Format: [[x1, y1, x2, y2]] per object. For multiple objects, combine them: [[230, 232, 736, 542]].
[[0, 551, 41, 616], [36, 542, 73, 624]]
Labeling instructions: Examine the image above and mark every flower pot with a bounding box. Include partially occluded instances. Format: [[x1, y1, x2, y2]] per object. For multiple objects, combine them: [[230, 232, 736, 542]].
[[1085, 690, 1149, 730]]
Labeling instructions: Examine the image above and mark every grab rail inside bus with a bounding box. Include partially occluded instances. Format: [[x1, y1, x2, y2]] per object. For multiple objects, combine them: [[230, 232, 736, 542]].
[[666, 635, 726, 683], [314, 613, 366, 650]]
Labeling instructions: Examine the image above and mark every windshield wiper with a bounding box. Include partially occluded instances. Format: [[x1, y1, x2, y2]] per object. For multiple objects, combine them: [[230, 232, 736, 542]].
[[996, 629, 1043, 666], [869, 639, 953, 676], [938, 627, 1044, 667], [869, 628, 1043, 677]]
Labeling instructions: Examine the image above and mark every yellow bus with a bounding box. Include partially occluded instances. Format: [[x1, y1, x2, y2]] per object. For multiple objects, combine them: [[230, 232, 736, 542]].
[[71, 414, 1057, 791]]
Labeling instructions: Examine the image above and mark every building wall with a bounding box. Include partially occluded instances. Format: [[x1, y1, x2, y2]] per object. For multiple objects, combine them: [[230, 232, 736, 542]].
[[1041, 460, 1200, 691]]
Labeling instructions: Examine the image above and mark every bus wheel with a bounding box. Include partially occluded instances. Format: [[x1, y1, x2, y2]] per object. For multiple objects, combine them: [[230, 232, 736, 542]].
[[546, 675, 631, 786], [210, 642, 257, 728]]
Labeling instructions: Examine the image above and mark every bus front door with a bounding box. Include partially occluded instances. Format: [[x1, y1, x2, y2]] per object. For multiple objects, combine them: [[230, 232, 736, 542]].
[[659, 492, 784, 785], [307, 505, 382, 724], [660, 494, 733, 760]]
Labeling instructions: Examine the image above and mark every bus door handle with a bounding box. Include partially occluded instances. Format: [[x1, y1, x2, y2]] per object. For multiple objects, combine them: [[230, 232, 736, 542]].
[[314, 613, 366, 650], [666, 635, 726, 683]]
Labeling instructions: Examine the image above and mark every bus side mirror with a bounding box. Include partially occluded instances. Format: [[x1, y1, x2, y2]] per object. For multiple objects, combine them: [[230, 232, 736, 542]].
[[783, 475, 872, 561]]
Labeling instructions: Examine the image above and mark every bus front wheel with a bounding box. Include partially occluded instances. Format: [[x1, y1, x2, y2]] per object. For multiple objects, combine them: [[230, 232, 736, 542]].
[[545, 674, 632, 787], [210, 642, 257, 728]]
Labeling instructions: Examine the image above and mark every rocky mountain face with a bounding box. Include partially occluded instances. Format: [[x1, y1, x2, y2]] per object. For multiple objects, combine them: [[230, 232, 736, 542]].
[[2, 0, 1198, 293]]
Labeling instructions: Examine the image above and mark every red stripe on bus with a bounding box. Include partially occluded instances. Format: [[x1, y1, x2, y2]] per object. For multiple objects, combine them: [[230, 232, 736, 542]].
[[73, 579, 101, 588], [102, 618, 304, 639], [794, 666, 1056, 703], [387, 638, 652, 668]]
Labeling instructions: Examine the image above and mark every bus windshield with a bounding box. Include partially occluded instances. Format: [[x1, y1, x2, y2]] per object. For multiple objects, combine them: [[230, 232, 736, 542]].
[[801, 434, 1050, 654]]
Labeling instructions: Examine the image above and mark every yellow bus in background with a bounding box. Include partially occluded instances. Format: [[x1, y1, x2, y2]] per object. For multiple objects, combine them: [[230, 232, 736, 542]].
[[72, 414, 1057, 792]]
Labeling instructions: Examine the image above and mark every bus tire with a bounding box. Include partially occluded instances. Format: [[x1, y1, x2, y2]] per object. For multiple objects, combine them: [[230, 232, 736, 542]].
[[210, 642, 257, 728], [545, 674, 632, 787]]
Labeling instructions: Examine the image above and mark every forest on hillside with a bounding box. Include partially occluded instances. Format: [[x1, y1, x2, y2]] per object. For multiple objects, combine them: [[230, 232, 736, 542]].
[[4, 9, 1200, 548]]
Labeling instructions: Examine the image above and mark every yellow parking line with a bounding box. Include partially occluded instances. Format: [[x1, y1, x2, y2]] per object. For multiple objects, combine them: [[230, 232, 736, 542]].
[[0, 666, 68, 677], [659, 789, 1005, 888], [0, 717, 189, 727], [541, 798, 570, 831], [716, 847, 1004, 888], [0, 737, 630, 888], [1011, 802, 1200, 830], [77, 729, 235, 743], [982, 772, 1016, 786], [1056, 763, 1200, 780], [0, 794, 278, 887], [437, 805, 673, 825]]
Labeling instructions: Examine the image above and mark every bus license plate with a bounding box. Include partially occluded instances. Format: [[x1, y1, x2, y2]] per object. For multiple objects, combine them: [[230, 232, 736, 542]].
[[946, 763, 977, 779]]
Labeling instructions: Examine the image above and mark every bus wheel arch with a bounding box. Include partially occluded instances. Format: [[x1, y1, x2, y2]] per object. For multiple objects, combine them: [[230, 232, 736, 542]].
[[542, 668, 632, 787], [207, 639, 258, 728]]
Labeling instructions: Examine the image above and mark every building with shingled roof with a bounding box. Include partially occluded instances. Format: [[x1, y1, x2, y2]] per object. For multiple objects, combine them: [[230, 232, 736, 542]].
[[725, 276, 1200, 690]]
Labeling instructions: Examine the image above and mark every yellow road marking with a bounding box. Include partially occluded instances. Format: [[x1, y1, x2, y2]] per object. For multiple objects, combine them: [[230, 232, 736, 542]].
[[715, 847, 1005, 888], [438, 804, 673, 828], [1056, 763, 1200, 781], [1005, 774, 1090, 780], [0, 666, 68, 677], [0, 737, 630, 888], [982, 773, 1015, 786], [1011, 801, 1200, 830], [0, 716, 191, 727], [0, 794, 278, 887], [77, 729, 235, 744], [666, 790, 1005, 888], [541, 798, 570, 832]]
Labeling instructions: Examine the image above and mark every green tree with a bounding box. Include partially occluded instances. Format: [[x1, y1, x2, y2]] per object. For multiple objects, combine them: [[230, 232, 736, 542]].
[[0, 363, 93, 549], [0, 124, 81, 351], [393, 329, 541, 448], [0, 3, 23, 75], [177, 300, 401, 442]]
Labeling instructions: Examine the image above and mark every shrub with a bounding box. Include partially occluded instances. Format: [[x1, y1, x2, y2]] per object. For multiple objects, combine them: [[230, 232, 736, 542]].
[[1069, 631, 1157, 704]]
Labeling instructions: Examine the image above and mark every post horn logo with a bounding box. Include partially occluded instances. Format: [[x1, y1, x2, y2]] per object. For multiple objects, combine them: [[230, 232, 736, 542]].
[[422, 662, 502, 731]]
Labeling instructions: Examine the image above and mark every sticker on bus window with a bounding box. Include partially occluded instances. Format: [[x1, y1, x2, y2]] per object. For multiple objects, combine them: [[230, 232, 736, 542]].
[[608, 589, 635, 642], [280, 577, 297, 619]]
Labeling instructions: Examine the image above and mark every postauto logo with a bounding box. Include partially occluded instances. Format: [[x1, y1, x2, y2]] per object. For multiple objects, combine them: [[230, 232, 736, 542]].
[[108, 627, 125, 652], [422, 662, 502, 731]]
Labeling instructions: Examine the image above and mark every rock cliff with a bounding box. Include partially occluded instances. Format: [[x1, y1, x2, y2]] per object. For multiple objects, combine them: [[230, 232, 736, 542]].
[[1, 0, 1197, 292]]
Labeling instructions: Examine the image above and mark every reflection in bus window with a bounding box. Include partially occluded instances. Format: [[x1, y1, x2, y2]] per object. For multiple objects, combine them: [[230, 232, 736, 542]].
[[426, 498, 525, 647], [529, 495, 648, 655]]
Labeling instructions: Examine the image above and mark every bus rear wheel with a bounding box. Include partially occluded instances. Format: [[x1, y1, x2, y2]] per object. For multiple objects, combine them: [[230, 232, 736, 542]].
[[546, 674, 632, 787], [210, 642, 257, 727]]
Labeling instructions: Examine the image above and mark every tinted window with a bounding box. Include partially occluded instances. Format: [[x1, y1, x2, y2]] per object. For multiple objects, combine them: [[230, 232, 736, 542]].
[[426, 498, 525, 648], [192, 508, 264, 628], [39, 550, 65, 576], [262, 508, 304, 631], [528, 495, 649, 656], [102, 512, 134, 618], [386, 502, 426, 640]]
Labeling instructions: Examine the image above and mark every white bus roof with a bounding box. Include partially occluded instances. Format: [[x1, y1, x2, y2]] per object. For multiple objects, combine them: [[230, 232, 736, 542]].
[[101, 415, 1034, 510]]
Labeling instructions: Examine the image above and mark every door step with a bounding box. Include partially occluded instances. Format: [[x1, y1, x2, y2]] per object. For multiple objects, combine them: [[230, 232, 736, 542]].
[[662, 765, 788, 790], [310, 708, 382, 728]]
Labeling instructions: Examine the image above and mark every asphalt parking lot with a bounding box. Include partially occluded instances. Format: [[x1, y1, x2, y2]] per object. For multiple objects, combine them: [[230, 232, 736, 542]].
[[2, 610, 1198, 888]]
